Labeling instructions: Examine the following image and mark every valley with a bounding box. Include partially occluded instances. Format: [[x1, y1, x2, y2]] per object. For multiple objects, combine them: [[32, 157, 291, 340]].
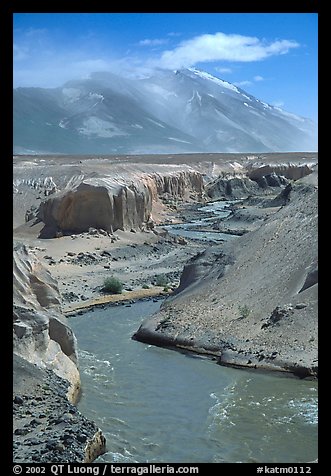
[[13, 151, 318, 463]]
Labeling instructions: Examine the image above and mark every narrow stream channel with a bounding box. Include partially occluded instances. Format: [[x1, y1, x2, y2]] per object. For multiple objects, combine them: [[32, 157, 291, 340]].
[[69, 300, 318, 463], [163, 200, 239, 243]]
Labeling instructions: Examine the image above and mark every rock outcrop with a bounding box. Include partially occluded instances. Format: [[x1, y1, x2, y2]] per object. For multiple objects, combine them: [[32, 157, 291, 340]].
[[13, 244, 107, 462], [133, 182, 318, 377], [206, 171, 291, 200], [37, 170, 204, 238], [13, 354, 106, 463], [206, 174, 261, 199], [206, 161, 316, 200], [149, 170, 204, 198], [13, 153, 317, 231], [246, 162, 316, 181], [37, 179, 153, 238], [13, 243, 80, 402]]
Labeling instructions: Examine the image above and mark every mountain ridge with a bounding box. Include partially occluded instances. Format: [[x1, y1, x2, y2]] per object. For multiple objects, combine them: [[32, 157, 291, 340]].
[[14, 68, 317, 155]]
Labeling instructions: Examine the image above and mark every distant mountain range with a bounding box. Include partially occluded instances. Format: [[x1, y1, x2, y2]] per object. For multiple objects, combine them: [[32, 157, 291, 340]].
[[13, 68, 317, 155]]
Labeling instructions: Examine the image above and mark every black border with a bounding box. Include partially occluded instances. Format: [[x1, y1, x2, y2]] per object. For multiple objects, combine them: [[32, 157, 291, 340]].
[[5, 1, 320, 472], [6, 1, 322, 13]]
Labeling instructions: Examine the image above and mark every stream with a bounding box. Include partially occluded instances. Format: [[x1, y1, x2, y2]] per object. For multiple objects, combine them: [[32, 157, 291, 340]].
[[163, 200, 240, 243], [69, 199, 317, 463], [69, 300, 318, 463]]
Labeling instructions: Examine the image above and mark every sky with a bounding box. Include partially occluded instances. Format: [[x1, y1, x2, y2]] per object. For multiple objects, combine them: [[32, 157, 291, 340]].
[[13, 13, 318, 122]]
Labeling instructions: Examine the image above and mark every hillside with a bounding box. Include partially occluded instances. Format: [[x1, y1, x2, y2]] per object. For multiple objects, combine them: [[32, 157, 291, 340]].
[[134, 178, 318, 377], [14, 69, 317, 155]]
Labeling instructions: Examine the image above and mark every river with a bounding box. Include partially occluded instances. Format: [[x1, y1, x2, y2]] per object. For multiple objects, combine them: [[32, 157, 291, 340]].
[[162, 199, 240, 243], [69, 300, 318, 463]]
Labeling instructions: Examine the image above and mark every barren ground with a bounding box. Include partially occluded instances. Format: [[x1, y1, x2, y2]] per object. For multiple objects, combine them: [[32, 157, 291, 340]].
[[13, 152, 318, 377]]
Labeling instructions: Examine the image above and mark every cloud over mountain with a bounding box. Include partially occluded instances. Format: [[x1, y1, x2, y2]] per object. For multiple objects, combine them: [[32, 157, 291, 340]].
[[154, 33, 300, 69], [14, 68, 317, 155]]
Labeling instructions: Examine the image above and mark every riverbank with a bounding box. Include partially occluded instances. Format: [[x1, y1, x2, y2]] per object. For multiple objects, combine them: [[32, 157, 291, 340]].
[[13, 354, 106, 463], [133, 181, 318, 379], [14, 225, 202, 312], [13, 152, 318, 463], [64, 287, 169, 316], [14, 178, 317, 379], [68, 300, 318, 463]]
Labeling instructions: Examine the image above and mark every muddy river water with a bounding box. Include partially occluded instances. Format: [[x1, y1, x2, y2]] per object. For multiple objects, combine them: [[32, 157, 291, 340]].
[[69, 300, 317, 463]]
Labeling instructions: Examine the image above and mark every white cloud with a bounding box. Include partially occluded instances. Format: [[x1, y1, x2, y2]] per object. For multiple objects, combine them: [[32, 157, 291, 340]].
[[215, 67, 232, 74], [154, 32, 299, 69], [234, 80, 252, 87], [13, 49, 155, 88], [14, 56, 114, 88], [234, 75, 265, 88], [138, 38, 169, 46], [13, 27, 299, 90]]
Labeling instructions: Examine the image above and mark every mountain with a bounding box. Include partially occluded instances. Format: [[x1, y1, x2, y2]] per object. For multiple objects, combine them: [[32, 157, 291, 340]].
[[13, 68, 317, 155]]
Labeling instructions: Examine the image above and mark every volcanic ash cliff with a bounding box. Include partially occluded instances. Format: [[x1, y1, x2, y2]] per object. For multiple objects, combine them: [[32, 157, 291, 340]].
[[13, 243, 80, 400], [37, 170, 204, 238], [13, 243, 106, 462]]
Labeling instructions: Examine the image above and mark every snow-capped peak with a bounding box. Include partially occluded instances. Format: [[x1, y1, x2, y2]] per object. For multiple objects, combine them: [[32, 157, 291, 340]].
[[187, 68, 240, 94], [14, 68, 318, 154]]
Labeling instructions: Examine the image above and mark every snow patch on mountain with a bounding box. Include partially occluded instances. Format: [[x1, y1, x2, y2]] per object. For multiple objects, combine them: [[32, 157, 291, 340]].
[[58, 120, 68, 129], [88, 92, 104, 101], [13, 67, 318, 154], [77, 117, 128, 138], [168, 137, 192, 144], [256, 99, 273, 110], [147, 118, 166, 128], [274, 107, 305, 122], [188, 90, 202, 105], [241, 93, 253, 102], [188, 68, 240, 93]]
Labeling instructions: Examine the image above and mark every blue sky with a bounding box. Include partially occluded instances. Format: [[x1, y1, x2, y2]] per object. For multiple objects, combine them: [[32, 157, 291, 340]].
[[13, 13, 318, 122]]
